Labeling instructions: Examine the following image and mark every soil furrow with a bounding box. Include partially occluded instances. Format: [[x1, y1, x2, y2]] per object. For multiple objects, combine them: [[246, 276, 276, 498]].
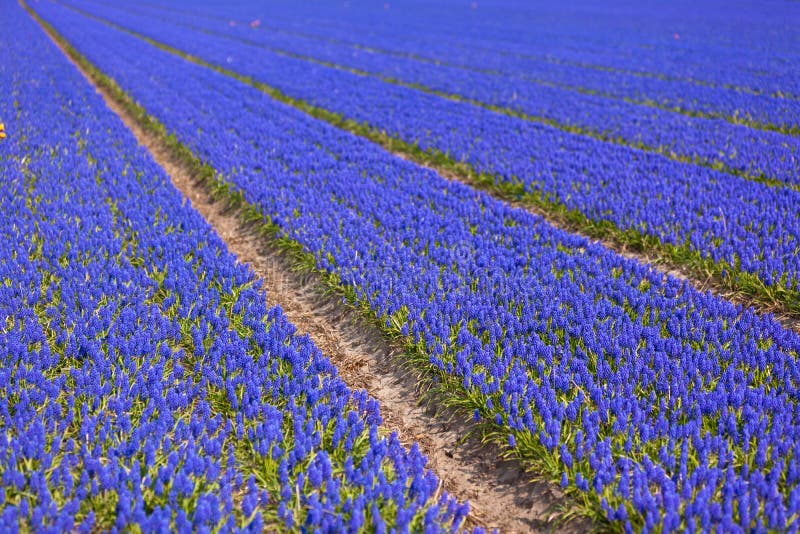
[[27, 8, 588, 533]]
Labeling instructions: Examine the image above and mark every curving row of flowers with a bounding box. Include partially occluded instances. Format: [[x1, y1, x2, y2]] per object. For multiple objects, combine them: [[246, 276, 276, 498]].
[[206, 0, 800, 129], [34, 4, 800, 530], [60, 0, 800, 183], [0, 3, 469, 531], [128, 0, 798, 102], [38, 0, 800, 300]]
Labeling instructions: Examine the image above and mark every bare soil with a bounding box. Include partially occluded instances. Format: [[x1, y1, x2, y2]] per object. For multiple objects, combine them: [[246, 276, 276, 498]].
[[164, 161, 581, 534], [35, 19, 593, 533]]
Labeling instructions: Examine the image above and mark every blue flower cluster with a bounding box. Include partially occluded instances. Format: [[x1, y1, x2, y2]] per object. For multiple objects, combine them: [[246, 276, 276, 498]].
[[58, 0, 800, 185], [36, 4, 800, 530], [234, 0, 800, 129], [130, 0, 800, 104], [1, 3, 469, 531], [39, 0, 800, 295]]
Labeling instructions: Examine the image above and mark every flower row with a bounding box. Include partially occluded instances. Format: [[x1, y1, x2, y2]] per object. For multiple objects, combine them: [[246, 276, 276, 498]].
[[65, 0, 800, 183], [40, 0, 800, 295], [143, 0, 799, 100], [1, 3, 467, 531], [37, 6, 800, 530]]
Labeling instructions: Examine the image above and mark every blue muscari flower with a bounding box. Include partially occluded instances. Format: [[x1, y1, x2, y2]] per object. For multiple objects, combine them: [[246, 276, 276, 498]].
[[19, 3, 800, 531], [576, 473, 589, 492]]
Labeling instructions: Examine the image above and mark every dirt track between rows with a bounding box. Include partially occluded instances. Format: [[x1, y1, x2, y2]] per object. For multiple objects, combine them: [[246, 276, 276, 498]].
[[30, 10, 591, 532]]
